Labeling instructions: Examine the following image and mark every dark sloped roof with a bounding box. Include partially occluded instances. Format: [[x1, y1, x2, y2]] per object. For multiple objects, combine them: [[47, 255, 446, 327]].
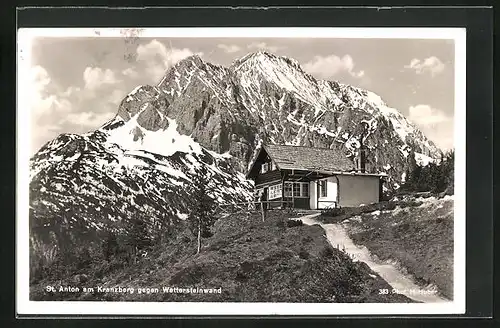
[[264, 144, 356, 172]]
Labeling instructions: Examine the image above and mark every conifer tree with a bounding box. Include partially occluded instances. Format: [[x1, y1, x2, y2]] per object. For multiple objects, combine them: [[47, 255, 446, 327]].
[[123, 211, 151, 262], [102, 230, 119, 261], [401, 149, 454, 194], [443, 150, 455, 194], [187, 164, 217, 254]]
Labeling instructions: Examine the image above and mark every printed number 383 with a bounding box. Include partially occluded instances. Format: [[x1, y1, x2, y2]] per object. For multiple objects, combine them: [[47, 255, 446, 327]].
[[378, 289, 389, 294]]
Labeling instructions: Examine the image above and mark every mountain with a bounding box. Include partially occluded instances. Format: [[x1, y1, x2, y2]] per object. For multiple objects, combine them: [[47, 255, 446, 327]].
[[29, 50, 442, 255], [29, 127, 252, 256], [112, 51, 442, 188]]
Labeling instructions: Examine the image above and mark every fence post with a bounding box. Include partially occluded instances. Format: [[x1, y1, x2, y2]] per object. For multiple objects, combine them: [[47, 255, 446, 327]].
[[260, 202, 265, 222]]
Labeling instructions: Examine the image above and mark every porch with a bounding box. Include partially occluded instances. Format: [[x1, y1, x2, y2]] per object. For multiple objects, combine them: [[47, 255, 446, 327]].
[[255, 172, 339, 210]]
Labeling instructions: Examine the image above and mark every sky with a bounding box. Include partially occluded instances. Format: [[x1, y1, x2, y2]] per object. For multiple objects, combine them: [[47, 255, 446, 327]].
[[25, 31, 456, 154]]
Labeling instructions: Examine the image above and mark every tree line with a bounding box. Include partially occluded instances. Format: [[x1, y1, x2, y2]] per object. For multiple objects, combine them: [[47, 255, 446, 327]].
[[31, 165, 219, 284], [103, 164, 218, 262], [400, 149, 454, 195]]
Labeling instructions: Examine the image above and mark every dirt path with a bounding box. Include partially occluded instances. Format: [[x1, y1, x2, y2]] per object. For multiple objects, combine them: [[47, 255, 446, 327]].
[[296, 213, 450, 303]]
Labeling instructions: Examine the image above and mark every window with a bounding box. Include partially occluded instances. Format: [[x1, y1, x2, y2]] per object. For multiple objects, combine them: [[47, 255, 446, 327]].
[[261, 162, 269, 174], [268, 184, 282, 200], [302, 183, 309, 197], [319, 179, 328, 198], [284, 182, 310, 198], [293, 183, 301, 196]]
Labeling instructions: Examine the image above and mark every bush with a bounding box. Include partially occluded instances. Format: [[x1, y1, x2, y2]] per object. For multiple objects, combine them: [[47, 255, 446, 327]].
[[286, 219, 303, 228], [321, 207, 345, 217]]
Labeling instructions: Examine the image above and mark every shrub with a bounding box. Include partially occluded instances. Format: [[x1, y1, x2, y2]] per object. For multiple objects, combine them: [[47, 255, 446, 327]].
[[286, 219, 303, 228], [321, 207, 345, 217]]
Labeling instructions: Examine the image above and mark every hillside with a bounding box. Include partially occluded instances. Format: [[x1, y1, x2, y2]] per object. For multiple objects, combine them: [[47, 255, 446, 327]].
[[29, 129, 253, 275], [30, 210, 412, 303]]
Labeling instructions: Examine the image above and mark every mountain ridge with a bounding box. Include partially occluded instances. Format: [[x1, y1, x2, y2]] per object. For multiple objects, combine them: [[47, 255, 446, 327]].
[[104, 51, 442, 188]]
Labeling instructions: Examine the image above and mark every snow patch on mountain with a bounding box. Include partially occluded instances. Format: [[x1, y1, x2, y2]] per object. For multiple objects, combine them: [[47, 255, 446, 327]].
[[415, 152, 435, 166], [105, 115, 203, 158], [29, 128, 254, 249], [230, 53, 442, 161]]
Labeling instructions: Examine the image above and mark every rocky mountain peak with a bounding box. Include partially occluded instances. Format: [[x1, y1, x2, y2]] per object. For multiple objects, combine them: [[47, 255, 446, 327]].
[[101, 51, 443, 189], [231, 51, 305, 76], [169, 54, 205, 72]]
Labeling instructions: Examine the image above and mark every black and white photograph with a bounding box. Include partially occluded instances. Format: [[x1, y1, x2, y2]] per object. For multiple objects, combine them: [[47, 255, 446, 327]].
[[17, 27, 466, 316]]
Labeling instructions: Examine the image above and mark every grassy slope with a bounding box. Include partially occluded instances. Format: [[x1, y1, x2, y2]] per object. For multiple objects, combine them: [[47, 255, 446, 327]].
[[319, 195, 454, 300], [30, 210, 411, 303]]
